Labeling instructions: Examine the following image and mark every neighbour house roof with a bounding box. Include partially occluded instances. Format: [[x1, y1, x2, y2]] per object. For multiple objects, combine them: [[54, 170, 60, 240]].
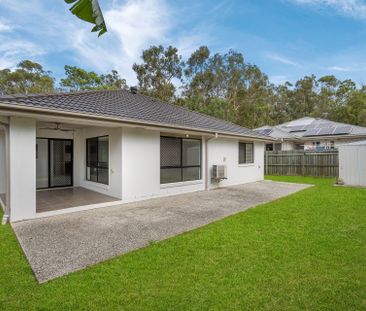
[[254, 117, 366, 140], [0, 89, 270, 140], [255, 125, 296, 140]]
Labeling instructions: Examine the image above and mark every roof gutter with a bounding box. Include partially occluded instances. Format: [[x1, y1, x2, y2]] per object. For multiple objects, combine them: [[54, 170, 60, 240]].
[[300, 134, 366, 140], [0, 103, 276, 142]]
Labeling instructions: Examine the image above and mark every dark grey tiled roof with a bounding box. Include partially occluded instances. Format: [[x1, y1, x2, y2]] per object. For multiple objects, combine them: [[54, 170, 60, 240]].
[[0, 90, 268, 139]]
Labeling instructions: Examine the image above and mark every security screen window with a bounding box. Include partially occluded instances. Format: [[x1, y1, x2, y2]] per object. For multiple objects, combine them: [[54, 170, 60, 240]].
[[86, 136, 109, 185], [160, 136, 201, 184], [239, 142, 254, 164]]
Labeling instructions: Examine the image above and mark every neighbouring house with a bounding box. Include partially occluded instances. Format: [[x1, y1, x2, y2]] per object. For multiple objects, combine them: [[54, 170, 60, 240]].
[[339, 140, 366, 187], [255, 117, 366, 151], [0, 89, 272, 222]]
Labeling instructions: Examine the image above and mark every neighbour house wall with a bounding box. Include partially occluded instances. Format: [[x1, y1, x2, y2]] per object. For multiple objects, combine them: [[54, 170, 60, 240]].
[[207, 139, 264, 188], [339, 144, 366, 187], [281, 141, 295, 151], [9, 117, 36, 222], [303, 138, 365, 150]]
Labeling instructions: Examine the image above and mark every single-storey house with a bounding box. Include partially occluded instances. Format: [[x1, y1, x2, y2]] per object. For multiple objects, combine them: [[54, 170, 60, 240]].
[[0, 89, 272, 223], [255, 117, 366, 151]]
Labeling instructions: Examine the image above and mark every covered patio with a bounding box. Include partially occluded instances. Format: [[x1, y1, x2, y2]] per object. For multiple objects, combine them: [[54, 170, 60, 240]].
[[36, 187, 120, 214], [0, 115, 124, 222], [33, 119, 123, 216]]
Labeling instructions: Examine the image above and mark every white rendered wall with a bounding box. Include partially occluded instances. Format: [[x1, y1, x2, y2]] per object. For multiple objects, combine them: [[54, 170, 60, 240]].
[[9, 117, 36, 221], [74, 127, 122, 199], [9, 121, 266, 220], [281, 141, 295, 150], [121, 128, 206, 202], [0, 130, 6, 194], [207, 138, 264, 188], [339, 145, 366, 187]]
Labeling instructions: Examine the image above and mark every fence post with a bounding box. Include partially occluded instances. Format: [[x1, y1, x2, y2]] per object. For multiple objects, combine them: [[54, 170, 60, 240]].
[[301, 152, 305, 176]]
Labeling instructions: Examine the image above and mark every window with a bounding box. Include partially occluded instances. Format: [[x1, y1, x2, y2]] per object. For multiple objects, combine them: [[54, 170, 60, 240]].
[[239, 142, 254, 164], [274, 143, 282, 151], [160, 136, 201, 184], [86, 136, 109, 185], [265, 143, 273, 151]]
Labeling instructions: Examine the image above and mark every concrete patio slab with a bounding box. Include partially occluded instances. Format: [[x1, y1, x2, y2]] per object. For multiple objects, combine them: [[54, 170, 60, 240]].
[[12, 180, 310, 283]]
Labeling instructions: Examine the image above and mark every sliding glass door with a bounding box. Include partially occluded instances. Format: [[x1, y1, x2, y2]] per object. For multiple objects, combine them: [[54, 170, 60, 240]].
[[36, 138, 73, 189], [36, 139, 49, 188]]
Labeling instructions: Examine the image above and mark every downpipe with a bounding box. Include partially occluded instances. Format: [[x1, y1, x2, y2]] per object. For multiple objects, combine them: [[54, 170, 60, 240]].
[[0, 120, 10, 224], [205, 133, 219, 190]]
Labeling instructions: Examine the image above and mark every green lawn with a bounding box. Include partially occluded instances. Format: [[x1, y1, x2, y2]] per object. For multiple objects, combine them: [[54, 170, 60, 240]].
[[1, 176, 366, 310]]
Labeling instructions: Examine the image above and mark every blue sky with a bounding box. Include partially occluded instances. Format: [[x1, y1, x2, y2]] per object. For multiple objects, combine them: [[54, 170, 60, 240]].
[[1, 0, 366, 86]]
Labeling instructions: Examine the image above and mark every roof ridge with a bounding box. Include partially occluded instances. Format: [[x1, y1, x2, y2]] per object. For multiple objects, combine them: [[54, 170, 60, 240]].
[[121, 90, 264, 136]]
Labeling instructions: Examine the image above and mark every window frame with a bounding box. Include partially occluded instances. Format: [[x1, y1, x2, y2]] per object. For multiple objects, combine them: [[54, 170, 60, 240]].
[[86, 135, 109, 185], [160, 136, 202, 184], [238, 142, 254, 164]]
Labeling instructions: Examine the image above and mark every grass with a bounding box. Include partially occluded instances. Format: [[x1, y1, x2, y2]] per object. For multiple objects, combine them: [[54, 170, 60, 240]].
[[1, 176, 366, 310]]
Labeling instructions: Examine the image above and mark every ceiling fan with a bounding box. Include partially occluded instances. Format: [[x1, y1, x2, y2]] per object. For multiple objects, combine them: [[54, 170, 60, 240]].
[[39, 123, 75, 132]]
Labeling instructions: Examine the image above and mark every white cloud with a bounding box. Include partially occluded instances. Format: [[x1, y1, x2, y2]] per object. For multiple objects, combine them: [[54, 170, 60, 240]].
[[0, 20, 12, 32], [0, 0, 214, 85], [106, 0, 171, 59], [72, 0, 209, 84], [0, 0, 77, 70], [290, 0, 366, 19], [265, 52, 300, 66], [69, 0, 174, 83], [208, 0, 235, 15], [0, 36, 45, 68], [328, 65, 352, 71]]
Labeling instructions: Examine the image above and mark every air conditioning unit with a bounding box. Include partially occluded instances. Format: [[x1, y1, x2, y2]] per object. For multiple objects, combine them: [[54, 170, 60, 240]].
[[212, 165, 227, 181]]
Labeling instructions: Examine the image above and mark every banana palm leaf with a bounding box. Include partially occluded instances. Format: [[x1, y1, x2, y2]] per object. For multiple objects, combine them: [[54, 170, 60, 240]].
[[65, 0, 107, 36]]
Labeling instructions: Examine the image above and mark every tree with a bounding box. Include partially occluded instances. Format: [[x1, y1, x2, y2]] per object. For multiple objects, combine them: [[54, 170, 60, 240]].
[[314, 75, 339, 119], [0, 60, 55, 95], [183, 46, 213, 102], [65, 0, 107, 36], [289, 75, 318, 119], [270, 82, 293, 125], [236, 64, 273, 128], [60, 66, 127, 91], [225, 50, 246, 113], [133, 45, 183, 102], [100, 70, 128, 90]]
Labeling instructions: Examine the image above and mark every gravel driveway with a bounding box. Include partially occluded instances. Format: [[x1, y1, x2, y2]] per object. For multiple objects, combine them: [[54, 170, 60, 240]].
[[12, 180, 310, 283]]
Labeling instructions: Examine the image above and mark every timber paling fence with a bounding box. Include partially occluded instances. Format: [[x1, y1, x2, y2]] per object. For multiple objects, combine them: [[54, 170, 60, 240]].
[[265, 150, 339, 177]]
